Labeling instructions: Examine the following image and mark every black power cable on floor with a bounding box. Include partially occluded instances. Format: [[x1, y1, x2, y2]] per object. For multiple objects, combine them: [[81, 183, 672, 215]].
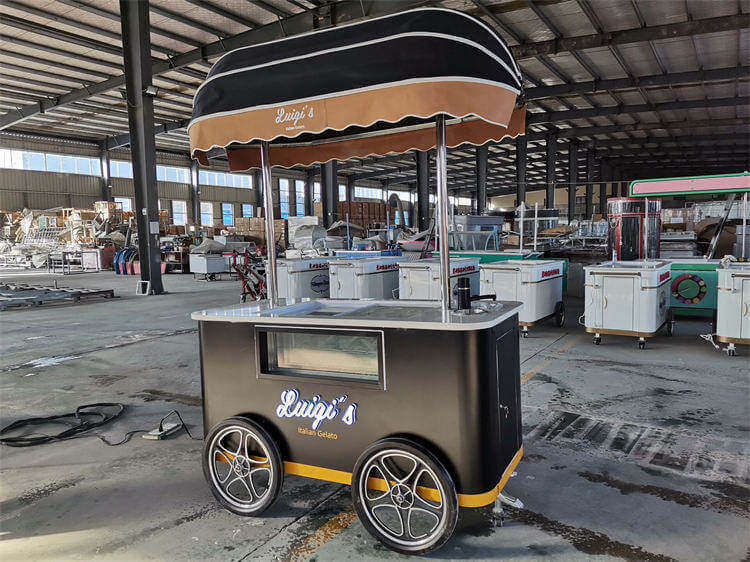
[[0, 403, 202, 447]]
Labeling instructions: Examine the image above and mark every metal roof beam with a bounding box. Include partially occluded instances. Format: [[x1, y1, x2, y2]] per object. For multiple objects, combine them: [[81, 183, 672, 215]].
[[511, 13, 748, 59], [0, 0, 424, 130], [526, 66, 749, 100], [527, 96, 749, 125]]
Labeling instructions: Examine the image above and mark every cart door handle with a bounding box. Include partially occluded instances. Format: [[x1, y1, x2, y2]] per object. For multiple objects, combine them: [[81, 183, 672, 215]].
[[602, 297, 607, 308], [338, 280, 341, 290], [500, 405, 509, 419], [743, 303, 748, 316]]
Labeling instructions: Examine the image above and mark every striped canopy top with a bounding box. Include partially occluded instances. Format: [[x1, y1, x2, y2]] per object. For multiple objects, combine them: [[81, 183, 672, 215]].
[[189, 8, 526, 170]]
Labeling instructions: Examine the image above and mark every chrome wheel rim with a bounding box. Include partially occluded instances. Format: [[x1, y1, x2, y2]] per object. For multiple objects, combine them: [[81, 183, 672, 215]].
[[359, 449, 447, 548], [208, 425, 274, 510]]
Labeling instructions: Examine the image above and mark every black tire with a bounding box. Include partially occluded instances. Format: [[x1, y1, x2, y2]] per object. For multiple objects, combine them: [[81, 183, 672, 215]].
[[593, 336, 601, 345], [638, 340, 646, 350], [202, 416, 283, 516], [554, 301, 565, 327], [351, 437, 458, 556]]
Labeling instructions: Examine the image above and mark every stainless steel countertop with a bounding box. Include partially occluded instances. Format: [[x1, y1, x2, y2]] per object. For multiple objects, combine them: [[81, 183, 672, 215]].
[[191, 298, 523, 331]]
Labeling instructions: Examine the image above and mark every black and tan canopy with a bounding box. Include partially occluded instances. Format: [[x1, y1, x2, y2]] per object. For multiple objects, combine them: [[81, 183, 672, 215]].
[[189, 7, 526, 170]]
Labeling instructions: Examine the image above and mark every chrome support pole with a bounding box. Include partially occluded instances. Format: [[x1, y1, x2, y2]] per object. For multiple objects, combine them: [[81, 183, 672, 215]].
[[743, 192, 747, 260], [643, 196, 649, 260], [435, 114, 451, 315], [518, 203, 524, 252], [533, 202, 539, 252], [260, 141, 277, 306]]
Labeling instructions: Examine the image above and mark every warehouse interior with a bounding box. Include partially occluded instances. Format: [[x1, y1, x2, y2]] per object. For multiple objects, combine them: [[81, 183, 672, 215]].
[[1, 0, 749, 560]]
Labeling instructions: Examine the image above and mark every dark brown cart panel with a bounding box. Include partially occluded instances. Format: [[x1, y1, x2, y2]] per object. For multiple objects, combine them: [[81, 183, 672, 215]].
[[199, 314, 522, 506]]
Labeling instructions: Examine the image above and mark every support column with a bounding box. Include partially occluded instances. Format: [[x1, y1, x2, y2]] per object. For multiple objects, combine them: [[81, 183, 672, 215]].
[[99, 148, 111, 201], [515, 135, 527, 206], [545, 131, 557, 208], [119, 0, 163, 294], [189, 160, 200, 224], [415, 150, 430, 231], [621, 180, 629, 197], [304, 168, 314, 215], [346, 175, 356, 203], [599, 160, 609, 215], [585, 149, 594, 219], [475, 144, 488, 215], [568, 140, 579, 224], [253, 170, 262, 214], [320, 160, 338, 227], [288, 177, 296, 217]]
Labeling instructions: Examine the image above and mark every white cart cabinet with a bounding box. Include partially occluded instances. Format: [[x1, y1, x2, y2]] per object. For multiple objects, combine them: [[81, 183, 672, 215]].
[[190, 254, 229, 275], [276, 257, 331, 299], [716, 264, 750, 355], [584, 261, 671, 348], [399, 257, 479, 306], [480, 260, 564, 335], [329, 256, 407, 300]]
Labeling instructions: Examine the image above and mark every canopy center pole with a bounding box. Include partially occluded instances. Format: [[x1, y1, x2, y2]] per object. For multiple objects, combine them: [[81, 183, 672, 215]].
[[260, 141, 277, 306], [435, 114, 451, 316]]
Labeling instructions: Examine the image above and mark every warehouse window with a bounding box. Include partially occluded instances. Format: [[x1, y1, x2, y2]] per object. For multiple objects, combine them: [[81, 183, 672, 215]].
[[241, 204, 254, 217], [157, 165, 189, 183], [221, 203, 234, 226], [339, 184, 346, 201], [279, 178, 290, 219], [0, 148, 100, 176], [114, 197, 132, 212], [200, 202, 214, 226], [110, 160, 133, 178], [313, 181, 321, 202], [295, 180, 305, 216], [172, 200, 187, 225], [198, 169, 252, 188], [354, 186, 382, 200]]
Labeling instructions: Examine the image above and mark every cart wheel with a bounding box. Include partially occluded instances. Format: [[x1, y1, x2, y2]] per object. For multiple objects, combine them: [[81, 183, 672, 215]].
[[638, 340, 646, 350], [521, 329, 529, 338], [726, 348, 736, 357], [665, 320, 674, 337], [203, 417, 283, 516], [554, 301, 565, 327], [351, 438, 458, 556], [593, 336, 601, 345]]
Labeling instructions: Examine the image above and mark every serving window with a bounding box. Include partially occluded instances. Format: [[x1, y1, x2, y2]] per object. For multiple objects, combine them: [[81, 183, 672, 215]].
[[256, 327, 385, 388]]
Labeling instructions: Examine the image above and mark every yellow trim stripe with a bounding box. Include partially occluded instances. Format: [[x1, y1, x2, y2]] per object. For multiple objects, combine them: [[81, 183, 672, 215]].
[[281, 445, 524, 508]]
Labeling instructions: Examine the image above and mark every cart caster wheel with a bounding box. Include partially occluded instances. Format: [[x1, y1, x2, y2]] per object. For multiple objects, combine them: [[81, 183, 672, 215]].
[[638, 340, 646, 350], [593, 336, 601, 345], [554, 301, 565, 328], [665, 321, 674, 337], [351, 437, 458, 556], [203, 417, 283, 516], [521, 329, 529, 338], [726, 348, 736, 357]]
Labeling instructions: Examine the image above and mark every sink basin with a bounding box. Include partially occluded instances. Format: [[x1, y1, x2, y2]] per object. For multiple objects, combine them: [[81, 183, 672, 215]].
[[259, 300, 373, 317]]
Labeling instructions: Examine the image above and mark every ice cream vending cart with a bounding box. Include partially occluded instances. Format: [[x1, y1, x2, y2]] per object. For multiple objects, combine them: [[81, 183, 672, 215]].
[[480, 260, 565, 337], [584, 261, 671, 348], [276, 257, 331, 300], [716, 262, 750, 356], [188, 7, 527, 555], [329, 256, 407, 300], [398, 257, 480, 306]]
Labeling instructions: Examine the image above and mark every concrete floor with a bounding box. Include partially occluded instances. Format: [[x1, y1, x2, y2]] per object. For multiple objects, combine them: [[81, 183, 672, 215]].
[[0, 269, 748, 561]]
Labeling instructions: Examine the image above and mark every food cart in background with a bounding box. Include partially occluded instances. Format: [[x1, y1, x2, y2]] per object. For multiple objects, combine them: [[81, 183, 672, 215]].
[[629, 173, 749, 340], [188, 8, 527, 555]]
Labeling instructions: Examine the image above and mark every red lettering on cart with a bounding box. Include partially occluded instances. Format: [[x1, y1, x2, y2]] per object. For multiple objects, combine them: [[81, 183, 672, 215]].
[[376, 263, 398, 271], [541, 269, 560, 278], [309, 262, 328, 269], [276, 389, 357, 429], [659, 271, 670, 283], [452, 266, 476, 275]]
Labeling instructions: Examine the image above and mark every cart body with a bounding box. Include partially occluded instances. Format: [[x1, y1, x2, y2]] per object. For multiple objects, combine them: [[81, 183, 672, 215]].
[[329, 257, 407, 300], [716, 263, 750, 345], [480, 260, 564, 326], [584, 261, 670, 337], [194, 299, 523, 506]]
